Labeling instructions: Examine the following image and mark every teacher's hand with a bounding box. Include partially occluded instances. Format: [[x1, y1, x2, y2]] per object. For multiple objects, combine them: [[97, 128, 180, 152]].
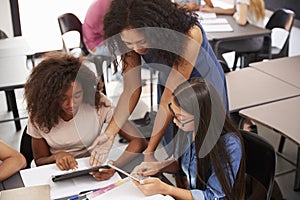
[[89, 133, 114, 167]]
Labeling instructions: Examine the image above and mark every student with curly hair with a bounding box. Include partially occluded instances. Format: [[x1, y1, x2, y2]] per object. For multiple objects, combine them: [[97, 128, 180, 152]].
[[89, 0, 228, 165], [0, 141, 26, 181], [24, 52, 147, 180], [132, 77, 246, 200]]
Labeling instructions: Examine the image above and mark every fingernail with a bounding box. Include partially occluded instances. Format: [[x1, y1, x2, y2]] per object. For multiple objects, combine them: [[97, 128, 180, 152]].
[[99, 169, 103, 172]]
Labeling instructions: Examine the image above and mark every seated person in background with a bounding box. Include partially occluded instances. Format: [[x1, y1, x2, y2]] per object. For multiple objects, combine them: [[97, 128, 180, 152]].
[[175, 0, 214, 11], [24, 52, 147, 181], [132, 78, 245, 199], [200, 0, 266, 65], [0, 141, 26, 181], [82, 0, 111, 55]]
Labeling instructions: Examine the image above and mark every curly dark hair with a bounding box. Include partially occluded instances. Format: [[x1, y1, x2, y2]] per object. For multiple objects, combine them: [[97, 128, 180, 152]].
[[24, 52, 103, 133], [103, 0, 198, 70]]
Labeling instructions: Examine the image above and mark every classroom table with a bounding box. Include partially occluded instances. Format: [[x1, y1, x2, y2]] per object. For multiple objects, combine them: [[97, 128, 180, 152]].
[[0, 157, 173, 200], [0, 36, 33, 56], [239, 96, 300, 191], [225, 67, 300, 113], [250, 55, 300, 88], [0, 56, 30, 130], [205, 15, 271, 58]]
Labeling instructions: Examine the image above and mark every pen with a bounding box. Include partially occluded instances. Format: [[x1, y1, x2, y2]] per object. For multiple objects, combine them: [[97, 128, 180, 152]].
[[68, 190, 93, 200]]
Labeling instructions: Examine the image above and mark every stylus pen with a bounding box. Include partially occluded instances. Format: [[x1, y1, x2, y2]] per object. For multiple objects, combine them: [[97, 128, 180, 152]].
[[107, 163, 141, 182]]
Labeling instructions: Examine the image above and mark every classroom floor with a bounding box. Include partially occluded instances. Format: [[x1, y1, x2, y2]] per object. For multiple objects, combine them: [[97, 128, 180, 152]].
[[0, 25, 299, 199]]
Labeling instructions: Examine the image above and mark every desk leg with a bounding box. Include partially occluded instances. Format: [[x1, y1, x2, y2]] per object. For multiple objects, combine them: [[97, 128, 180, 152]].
[[294, 146, 300, 191], [6, 90, 21, 131]]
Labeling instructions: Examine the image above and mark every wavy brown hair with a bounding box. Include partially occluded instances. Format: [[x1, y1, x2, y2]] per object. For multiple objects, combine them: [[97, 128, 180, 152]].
[[173, 77, 246, 199], [24, 52, 103, 133], [103, 0, 198, 71]]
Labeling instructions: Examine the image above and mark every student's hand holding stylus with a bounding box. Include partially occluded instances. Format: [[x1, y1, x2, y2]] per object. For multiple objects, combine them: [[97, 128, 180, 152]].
[[89, 133, 114, 167], [133, 177, 171, 196]]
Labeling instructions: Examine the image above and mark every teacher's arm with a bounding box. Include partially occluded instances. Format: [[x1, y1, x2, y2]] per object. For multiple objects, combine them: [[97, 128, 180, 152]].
[[144, 25, 202, 157]]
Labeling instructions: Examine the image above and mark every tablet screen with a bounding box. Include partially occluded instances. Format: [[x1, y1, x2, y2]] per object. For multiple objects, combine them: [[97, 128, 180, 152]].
[[51, 165, 110, 182]]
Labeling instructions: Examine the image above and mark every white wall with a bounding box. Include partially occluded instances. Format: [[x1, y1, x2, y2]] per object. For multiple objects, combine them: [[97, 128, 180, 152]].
[[0, 0, 14, 37]]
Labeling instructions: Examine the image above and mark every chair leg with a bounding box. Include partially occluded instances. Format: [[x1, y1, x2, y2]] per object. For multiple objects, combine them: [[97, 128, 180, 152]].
[[232, 52, 240, 71], [5, 91, 12, 111]]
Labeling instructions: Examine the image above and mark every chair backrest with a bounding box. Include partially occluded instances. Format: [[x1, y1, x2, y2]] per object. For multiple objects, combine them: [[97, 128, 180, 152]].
[[240, 130, 276, 200], [57, 13, 89, 55], [20, 125, 33, 169], [265, 8, 295, 58], [218, 59, 231, 73], [0, 29, 8, 39]]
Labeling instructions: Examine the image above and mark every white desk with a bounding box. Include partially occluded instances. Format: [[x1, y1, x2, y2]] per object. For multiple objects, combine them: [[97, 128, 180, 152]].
[[17, 157, 172, 200], [226, 67, 300, 112], [250, 55, 300, 88], [239, 96, 300, 191], [0, 36, 34, 58], [0, 56, 30, 130]]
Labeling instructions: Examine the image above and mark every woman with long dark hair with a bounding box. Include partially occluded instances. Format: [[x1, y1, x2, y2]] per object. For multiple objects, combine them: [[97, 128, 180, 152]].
[[132, 77, 245, 199]]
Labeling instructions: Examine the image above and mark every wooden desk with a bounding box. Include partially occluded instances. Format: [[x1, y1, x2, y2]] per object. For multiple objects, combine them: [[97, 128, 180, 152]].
[[239, 96, 300, 191], [206, 15, 271, 56], [226, 67, 300, 112], [0, 56, 30, 130], [250, 55, 300, 88]]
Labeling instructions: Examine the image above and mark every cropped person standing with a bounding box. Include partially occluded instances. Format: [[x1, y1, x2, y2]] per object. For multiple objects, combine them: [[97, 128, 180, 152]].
[[24, 52, 147, 180], [201, 0, 266, 65], [82, 0, 111, 56], [89, 0, 228, 165], [0, 141, 26, 181]]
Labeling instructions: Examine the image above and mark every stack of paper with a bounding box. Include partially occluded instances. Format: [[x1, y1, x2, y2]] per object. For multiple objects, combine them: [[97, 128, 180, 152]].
[[200, 18, 233, 32]]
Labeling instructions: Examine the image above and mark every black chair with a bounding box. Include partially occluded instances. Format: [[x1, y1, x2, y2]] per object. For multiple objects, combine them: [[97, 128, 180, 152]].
[[218, 59, 231, 73], [20, 126, 33, 169], [240, 130, 276, 200], [57, 13, 109, 94], [233, 8, 295, 70]]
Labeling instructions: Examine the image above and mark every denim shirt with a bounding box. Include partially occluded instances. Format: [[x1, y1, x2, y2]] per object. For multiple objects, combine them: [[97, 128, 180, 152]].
[[176, 132, 242, 200]]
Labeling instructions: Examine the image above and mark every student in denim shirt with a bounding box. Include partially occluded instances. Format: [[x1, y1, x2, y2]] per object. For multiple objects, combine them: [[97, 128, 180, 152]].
[[132, 77, 246, 199]]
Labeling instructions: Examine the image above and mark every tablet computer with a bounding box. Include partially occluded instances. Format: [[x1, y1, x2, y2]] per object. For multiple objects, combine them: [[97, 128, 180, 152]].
[[51, 165, 110, 182]]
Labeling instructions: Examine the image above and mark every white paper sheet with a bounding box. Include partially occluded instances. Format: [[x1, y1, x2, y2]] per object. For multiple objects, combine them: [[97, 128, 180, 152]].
[[93, 180, 174, 200], [20, 157, 121, 200], [202, 24, 233, 32], [195, 11, 217, 20]]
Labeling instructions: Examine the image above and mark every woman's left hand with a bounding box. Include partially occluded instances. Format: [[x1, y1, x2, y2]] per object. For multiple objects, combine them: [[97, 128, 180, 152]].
[[133, 177, 169, 196], [90, 168, 115, 181]]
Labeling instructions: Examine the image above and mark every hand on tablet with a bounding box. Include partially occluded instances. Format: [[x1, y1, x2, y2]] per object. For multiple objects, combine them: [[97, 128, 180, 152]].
[[131, 161, 162, 177], [55, 151, 78, 170], [91, 167, 115, 181]]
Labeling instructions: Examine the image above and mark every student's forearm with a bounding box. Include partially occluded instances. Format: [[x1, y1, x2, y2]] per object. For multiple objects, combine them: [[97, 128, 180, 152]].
[[0, 155, 26, 181], [163, 185, 194, 200], [34, 154, 57, 166], [212, 7, 235, 15]]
